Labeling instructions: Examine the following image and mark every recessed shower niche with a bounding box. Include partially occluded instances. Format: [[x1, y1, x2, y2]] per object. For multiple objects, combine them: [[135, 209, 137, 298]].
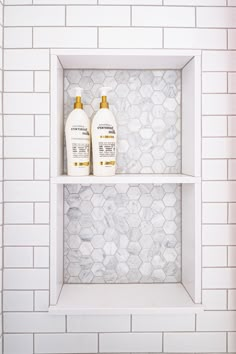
[[64, 69, 181, 285], [50, 49, 202, 314]]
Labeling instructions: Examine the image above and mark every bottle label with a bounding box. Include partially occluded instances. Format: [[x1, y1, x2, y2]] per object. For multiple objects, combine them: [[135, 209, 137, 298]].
[[71, 124, 90, 166], [97, 123, 116, 165]]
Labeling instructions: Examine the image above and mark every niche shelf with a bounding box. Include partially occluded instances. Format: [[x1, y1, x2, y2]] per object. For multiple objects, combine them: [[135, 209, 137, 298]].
[[49, 49, 202, 315]]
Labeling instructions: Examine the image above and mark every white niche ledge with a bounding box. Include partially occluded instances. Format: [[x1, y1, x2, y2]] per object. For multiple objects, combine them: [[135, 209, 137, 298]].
[[50, 49, 202, 315]]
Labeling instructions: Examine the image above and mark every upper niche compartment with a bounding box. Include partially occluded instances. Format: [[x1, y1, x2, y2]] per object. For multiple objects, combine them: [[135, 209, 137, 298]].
[[64, 69, 181, 174]]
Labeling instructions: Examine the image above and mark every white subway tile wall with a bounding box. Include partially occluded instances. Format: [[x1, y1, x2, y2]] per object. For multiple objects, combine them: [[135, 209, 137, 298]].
[[1, 1, 236, 354]]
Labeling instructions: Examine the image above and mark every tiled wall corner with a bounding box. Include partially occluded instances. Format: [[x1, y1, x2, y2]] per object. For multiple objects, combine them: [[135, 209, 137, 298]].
[[2, 1, 236, 354]]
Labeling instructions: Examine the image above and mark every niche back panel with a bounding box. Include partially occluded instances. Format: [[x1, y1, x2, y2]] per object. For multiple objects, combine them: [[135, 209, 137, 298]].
[[64, 69, 181, 174], [64, 184, 181, 284]]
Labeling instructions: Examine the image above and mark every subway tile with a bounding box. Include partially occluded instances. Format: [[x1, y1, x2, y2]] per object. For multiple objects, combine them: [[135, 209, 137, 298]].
[[228, 116, 236, 136], [229, 203, 236, 223], [4, 313, 65, 333], [35, 0, 96, 3], [5, 0, 32, 3], [35, 115, 49, 136], [228, 332, 236, 352], [202, 116, 227, 137], [4, 49, 49, 70], [4, 247, 33, 268], [202, 203, 227, 224], [4, 225, 49, 246], [4, 93, 49, 114], [4, 269, 49, 290], [229, 30, 236, 49], [228, 290, 236, 310], [203, 51, 236, 71], [4, 203, 33, 224], [4, 115, 34, 136], [4, 137, 49, 158], [202, 159, 227, 181], [99, 28, 162, 48], [4, 159, 33, 180], [203, 94, 236, 115], [67, 6, 130, 26], [228, 73, 236, 93], [4, 334, 33, 354], [132, 6, 194, 27], [203, 268, 236, 288], [34, 247, 49, 268], [34, 27, 97, 48], [67, 315, 130, 332], [228, 246, 236, 266], [34, 291, 49, 311], [197, 7, 236, 28], [5, 5, 65, 26], [202, 290, 227, 310], [202, 73, 227, 94], [100, 0, 161, 3], [35, 203, 49, 224], [229, 159, 236, 179], [203, 224, 236, 246], [35, 72, 49, 93], [4, 181, 49, 202], [132, 314, 194, 332], [202, 246, 227, 267], [164, 332, 226, 353], [164, 0, 226, 4], [229, 0, 236, 4], [202, 138, 236, 158], [34, 159, 49, 180], [203, 181, 236, 202], [4, 72, 33, 92], [99, 333, 162, 353], [197, 311, 236, 331], [3, 291, 33, 311], [4, 27, 32, 49], [164, 28, 226, 49], [35, 333, 98, 353]]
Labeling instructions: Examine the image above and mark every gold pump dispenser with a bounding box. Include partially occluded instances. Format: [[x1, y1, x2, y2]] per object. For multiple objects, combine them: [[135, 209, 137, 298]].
[[99, 87, 112, 109], [100, 96, 109, 109], [73, 87, 84, 109], [74, 96, 83, 109]]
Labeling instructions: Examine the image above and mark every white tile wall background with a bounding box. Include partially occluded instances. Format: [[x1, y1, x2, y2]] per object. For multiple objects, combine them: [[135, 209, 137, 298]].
[[2, 1, 236, 354]]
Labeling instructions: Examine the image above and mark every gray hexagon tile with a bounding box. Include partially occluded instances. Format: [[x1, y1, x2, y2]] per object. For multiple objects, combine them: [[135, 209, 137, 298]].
[[64, 70, 181, 174], [64, 184, 181, 284]]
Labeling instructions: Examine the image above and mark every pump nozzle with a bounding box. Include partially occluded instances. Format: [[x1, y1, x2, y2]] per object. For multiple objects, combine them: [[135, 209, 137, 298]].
[[99, 87, 112, 109], [73, 86, 84, 109]]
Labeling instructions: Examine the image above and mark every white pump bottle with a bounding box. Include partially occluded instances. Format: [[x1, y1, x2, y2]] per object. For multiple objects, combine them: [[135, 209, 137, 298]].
[[65, 87, 90, 176], [92, 87, 117, 176]]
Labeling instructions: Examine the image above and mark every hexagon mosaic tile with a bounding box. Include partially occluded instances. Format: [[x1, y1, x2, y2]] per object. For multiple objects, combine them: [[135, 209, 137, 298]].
[[64, 69, 181, 174], [64, 184, 181, 284]]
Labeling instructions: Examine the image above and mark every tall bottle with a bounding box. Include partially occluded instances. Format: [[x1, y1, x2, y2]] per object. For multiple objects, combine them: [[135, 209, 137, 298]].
[[65, 87, 90, 176], [92, 87, 117, 176]]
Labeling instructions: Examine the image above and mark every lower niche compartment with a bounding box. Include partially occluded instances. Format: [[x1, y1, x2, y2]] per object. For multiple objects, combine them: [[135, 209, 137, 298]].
[[64, 183, 181, 284]]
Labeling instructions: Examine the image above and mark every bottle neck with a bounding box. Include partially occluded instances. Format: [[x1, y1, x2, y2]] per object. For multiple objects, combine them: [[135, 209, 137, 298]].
[[100, 96, 109, 109], [74, 96, 83, 109]]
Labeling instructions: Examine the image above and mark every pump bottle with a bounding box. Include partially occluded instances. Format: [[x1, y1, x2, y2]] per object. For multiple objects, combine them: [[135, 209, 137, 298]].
[[92, 87, 117, 176], [65, 87, 90, 176]]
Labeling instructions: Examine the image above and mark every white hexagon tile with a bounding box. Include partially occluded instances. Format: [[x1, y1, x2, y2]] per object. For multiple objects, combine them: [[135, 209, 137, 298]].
[[64, 69, 181, 174], [64, 184, 181, 284]]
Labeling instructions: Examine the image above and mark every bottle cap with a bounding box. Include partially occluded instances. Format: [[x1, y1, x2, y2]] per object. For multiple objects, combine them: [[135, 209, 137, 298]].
[[99, 87, 112, 109], [73, 86, 84, 109]]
